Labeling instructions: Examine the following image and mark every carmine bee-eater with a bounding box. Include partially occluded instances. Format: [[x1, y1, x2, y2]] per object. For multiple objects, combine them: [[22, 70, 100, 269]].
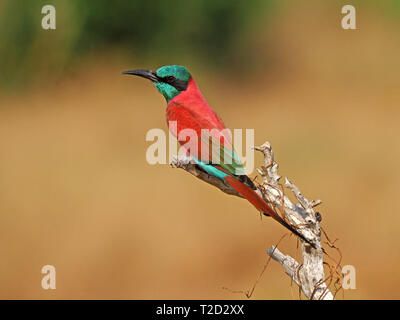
[[123, 65, 313, 247]]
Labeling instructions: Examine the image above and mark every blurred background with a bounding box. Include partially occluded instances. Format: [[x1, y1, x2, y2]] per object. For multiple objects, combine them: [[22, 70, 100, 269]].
[[0, 0, 399, 299]]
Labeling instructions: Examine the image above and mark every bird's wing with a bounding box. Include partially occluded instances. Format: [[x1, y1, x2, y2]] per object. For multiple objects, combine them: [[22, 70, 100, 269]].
[[168, 102, 246, 176], [199, 130, 246, 176]]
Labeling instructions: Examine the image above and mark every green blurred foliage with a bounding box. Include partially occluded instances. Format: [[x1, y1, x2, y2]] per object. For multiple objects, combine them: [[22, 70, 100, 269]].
[[0, 0, 275, 90]]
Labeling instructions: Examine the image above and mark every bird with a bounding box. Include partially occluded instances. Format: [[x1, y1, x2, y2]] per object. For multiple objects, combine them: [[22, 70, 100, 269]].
[[122, 65, 314, 247]]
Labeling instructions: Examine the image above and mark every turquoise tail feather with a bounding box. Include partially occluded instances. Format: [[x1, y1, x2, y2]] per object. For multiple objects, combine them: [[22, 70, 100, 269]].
[[193, 157, 228, 180]]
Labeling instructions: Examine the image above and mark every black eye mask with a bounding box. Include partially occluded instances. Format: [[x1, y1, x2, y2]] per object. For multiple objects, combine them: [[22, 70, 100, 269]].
[[160, 77, 189, 91]]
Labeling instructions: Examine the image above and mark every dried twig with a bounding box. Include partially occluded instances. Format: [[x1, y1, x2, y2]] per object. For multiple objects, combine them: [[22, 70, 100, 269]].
[[171, 141, 335, 300]]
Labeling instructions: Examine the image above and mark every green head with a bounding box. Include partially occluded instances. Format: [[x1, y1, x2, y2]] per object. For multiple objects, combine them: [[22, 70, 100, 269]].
[[122, 65, 191, 102]]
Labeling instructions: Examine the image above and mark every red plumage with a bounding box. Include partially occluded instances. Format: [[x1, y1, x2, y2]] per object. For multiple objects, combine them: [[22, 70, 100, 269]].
[[165, 76, 312, 246]]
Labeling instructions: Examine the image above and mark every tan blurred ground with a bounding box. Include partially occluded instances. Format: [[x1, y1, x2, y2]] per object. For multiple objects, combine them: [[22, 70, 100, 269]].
[[1, 2, 400, 299]]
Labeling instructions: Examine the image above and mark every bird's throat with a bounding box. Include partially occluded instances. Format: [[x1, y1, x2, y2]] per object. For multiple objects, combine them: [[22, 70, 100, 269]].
[[154, 82, 181, 103]]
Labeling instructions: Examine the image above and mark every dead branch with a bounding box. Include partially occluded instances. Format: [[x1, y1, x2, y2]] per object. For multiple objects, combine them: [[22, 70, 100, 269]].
[[170, 141, 334, 300]]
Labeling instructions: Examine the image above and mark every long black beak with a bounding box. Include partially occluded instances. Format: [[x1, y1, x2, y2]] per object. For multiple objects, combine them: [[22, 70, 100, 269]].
[[121, 69, 159, 82]]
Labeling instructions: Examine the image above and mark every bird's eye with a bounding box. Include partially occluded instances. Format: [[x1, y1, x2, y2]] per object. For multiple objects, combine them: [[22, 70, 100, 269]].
[[166, 76, 175, 83]]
